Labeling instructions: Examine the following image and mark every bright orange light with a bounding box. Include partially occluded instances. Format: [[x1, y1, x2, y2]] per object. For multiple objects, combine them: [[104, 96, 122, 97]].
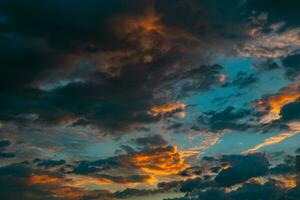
[[131, 145, 189, 175], [254, 83, 300, 121], [221, 163, 231, 170], [148, 103, 186, 117], [28, 174, 62, 185], [122, 8, 163, 33], [275, 176, 297, 189], [139, 14, 161, 32]]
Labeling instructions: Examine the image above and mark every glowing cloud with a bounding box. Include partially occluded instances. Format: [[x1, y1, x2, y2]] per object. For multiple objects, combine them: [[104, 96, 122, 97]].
[[148, 103, 186, 117], [243, 122, 300, 154], [65, 174, 156, 188], [221, 163, 231, 170], [28, 174, 63, 185], [254, 83, 300, 122], [131, 145, 189, 175], [274, 176, 297, 189]]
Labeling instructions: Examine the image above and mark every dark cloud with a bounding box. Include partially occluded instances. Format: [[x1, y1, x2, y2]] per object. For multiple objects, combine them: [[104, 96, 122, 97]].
[[252, 59, 280, 71], [269, 164, 294, 175], [223, 72, 259, 88], [171, 182, 293, 200], [197, 106, 252, 132], [0, 140, 10, 148], [179, 178, 203, 192], [131, 134, 167, 147], [229, 182, 283, 200], [0, 140, 15, 158], [0, 152, 16, 158], [114, 188, 161, 199], [280, 100, 300, 121], [0, 0, 248, 133], [98, 174, 154, 184], [35, 159, 66, 168], [180, 166, 202, 177], [246, 0, 300, 29], [155, 0, 248, 41], [282, 54, 300, 79], [2, 1, 300, 199], [215, 153, 270, 187]]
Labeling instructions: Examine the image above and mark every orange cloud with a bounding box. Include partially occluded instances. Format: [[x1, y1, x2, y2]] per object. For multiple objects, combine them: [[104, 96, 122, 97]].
[[274, 176, 297, 189], [254, 83, 300, 122], [243, 122, 300, 154], [247, 177, 266, 185], [128, 11, 162, 33], [243, 132, 298, 154], [69, 174, 156, 188], [28, 174, 63, 185], [51, 187, 86, 200], [221, 163, 231, 170], [148, 103, 186, 117], [131, 145, 189, 175]]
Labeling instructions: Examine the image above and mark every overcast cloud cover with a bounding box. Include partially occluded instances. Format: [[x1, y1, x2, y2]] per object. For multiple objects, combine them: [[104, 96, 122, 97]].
[[1, 0, 300, 199]]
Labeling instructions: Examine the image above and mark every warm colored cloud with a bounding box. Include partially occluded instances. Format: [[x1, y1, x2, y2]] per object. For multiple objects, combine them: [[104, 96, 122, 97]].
[[273, 176, 297, 189], [148, 103, 186, 117], [131, 145, 189, 175], [240, 27, 300, 58], [27, 174, 63, 185], [189, 131, 223, 154], [221, 163, 231, 170], [254, 83, 300, 122], [244, 122, 300, 154], [65, 174, 157, 188]]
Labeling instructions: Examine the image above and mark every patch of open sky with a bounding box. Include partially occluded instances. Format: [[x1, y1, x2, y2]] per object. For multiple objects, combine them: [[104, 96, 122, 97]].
[[184, 56, 288, 115], [260, 132, 300, 153], [39, 78, 84, 91], [82, 139, 119, 160], [202, 127, 300, 157]]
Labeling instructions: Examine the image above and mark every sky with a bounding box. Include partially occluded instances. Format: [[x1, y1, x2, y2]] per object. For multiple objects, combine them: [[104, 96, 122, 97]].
[[1, 0, 300, 199]]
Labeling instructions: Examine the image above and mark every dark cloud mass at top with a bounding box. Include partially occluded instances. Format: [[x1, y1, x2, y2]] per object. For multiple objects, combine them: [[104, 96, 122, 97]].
[[1, 0, 300, 200], [0, 0, 236, 132]]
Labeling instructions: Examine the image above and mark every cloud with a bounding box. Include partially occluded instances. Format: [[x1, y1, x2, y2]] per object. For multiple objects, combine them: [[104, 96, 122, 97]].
[[254, 83, 300, 122], [0, 140, 10, 148], [34, 159, 66, 168], [131, 134, 167, 148], [282, 54, 300, 79], [196, 106, 253, 132], [130, 145, 189, 175], [246, 0, 300, 28], [240, 25, 300, 58], [239, 0, 300, 59], [0, 139, 15, 158], [223, 72, 259, 88], [148, 103, 186, 118], [243, 123, 300, 154], [215, 154, 270, 187], [0, 0, 251, 134]]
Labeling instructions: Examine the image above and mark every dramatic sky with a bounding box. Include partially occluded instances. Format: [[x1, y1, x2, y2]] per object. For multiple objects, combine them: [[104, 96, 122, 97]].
[[1, 0, 300, 199]]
